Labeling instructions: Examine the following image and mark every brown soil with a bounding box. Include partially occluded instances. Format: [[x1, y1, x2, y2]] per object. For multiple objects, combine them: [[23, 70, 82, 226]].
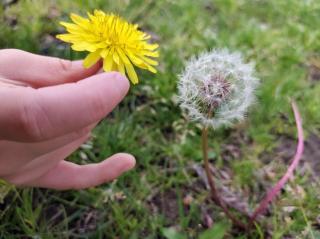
[[274, 133, 320, 179]]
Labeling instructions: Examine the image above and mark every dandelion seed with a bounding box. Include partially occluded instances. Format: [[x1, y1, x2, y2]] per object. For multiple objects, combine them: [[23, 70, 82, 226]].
[[178, 49, 259, 128], [57, 10, 159, 84]]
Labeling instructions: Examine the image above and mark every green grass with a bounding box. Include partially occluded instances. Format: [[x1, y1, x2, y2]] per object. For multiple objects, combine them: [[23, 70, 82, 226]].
[[1, 0, 320, 238]]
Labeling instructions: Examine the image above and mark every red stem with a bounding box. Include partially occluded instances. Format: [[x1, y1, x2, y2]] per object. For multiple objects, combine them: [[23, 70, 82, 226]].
[[250, 101, 304, 222]]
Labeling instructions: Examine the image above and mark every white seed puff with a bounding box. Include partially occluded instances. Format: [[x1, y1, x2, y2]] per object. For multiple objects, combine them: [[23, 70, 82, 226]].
[[178, 49, 259, 128]]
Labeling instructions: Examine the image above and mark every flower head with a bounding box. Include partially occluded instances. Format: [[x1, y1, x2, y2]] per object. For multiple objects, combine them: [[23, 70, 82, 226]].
[[178, 49, 259, 128], [57, 10, 159, 84]]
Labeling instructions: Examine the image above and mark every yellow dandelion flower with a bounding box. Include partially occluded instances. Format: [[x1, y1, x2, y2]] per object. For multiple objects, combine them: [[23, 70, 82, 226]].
[[56, 10, 159, 84]]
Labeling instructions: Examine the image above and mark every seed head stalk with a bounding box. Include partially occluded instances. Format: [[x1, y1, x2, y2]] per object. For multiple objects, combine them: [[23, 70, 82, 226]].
[[201, 119, 248, 230]]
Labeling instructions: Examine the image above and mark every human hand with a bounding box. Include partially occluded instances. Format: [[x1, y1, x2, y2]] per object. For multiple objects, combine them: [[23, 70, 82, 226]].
[[0, 49, 136, 190]]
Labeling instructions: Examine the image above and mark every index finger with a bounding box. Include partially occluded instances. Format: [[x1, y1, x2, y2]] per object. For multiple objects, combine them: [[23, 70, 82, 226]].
[[0, 72, 129, 142], [0, 49, 101, 88]]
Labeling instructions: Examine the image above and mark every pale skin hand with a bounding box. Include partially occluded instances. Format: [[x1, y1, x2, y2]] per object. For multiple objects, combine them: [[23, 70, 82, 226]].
[[0, 49, 136, 190]]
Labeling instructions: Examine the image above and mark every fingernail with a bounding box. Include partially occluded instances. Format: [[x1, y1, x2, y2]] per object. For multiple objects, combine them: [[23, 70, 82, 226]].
[[115, 153, 136, 171], [126, 155, 136, 170], [110, 72, 130, 93]]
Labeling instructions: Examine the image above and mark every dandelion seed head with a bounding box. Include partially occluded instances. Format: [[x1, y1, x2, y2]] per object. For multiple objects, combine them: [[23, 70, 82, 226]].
[[178, 49, 259, 128]]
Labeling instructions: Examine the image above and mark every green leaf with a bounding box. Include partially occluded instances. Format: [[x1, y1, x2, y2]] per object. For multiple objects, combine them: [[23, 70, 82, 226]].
[[199, 222, 230, 239], [162, 227, 187, 239]]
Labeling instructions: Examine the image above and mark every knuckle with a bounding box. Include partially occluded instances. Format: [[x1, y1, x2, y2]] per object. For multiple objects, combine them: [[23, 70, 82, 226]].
[[67, 166, 87, 190], [18, 96, 46, 141], [89, 92, 109, 119], [56, 58, 73, 74]]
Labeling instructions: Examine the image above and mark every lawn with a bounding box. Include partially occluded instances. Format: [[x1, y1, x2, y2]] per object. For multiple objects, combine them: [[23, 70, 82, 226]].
[[0, 0, 320, 238]]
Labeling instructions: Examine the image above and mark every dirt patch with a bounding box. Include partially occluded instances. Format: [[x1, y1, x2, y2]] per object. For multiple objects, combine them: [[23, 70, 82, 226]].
[[147, 181, 215, 230], [218, 128, 253, 164], [273, 133, 320, 178], [308, 58, 320, 83], [42, 199, 100, 234], [73, 209, 99, 234], [148, 188, 181, 225]]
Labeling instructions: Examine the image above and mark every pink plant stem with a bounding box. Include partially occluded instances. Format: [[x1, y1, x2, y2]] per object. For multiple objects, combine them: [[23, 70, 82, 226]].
[[250, 101, 304, 222]]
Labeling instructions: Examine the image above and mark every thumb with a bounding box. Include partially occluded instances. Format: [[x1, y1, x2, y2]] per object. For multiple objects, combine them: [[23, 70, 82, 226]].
[[25, 153, 136, 190]]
